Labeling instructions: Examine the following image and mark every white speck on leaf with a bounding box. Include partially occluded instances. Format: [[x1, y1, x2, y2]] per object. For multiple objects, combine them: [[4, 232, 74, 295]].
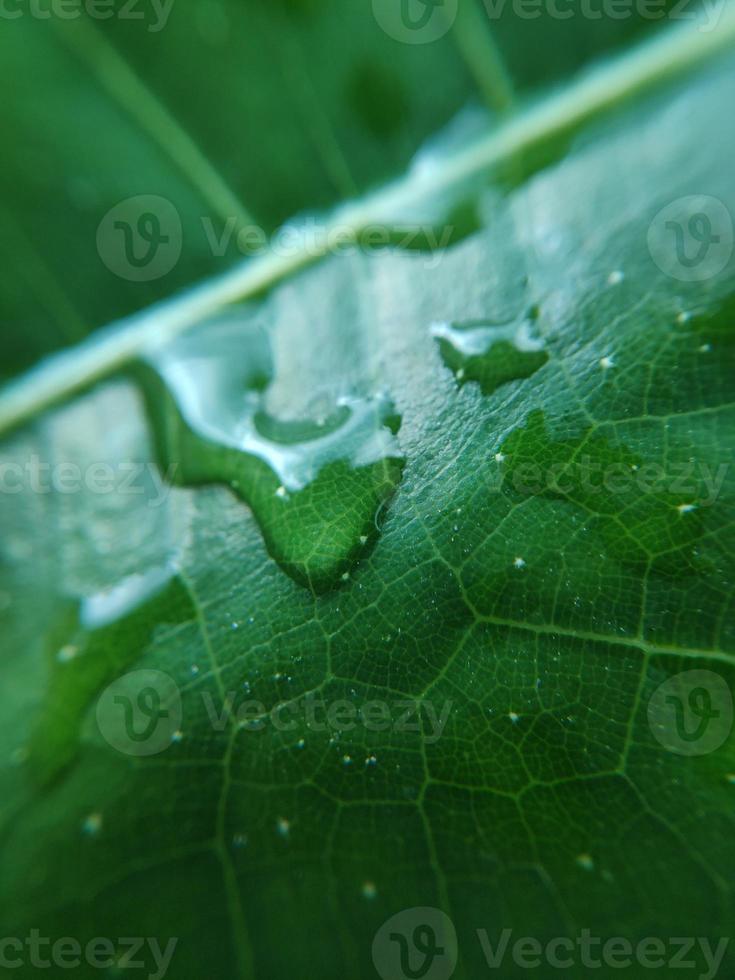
[[82, 813, 103, 837], [57, 644, 79, 664]]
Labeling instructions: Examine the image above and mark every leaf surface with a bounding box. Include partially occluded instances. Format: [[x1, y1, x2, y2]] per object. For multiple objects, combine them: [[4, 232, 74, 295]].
[[1, 12, 735, 980]]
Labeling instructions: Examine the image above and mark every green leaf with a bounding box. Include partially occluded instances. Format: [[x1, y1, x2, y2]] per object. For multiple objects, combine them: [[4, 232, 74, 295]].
[[1, 9, 735, 980]]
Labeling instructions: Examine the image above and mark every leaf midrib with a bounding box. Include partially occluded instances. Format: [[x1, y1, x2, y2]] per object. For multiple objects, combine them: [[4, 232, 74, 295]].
[[1, 3, 734, 436]]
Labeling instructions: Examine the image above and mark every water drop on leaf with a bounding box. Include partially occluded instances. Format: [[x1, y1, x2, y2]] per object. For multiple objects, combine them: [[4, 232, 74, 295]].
[[138, 314, 404, 591], [431, 311, 548, 396]]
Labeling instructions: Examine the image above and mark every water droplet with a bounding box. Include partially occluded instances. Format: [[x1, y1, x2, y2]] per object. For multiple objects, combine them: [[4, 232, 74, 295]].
[[82, 812, 103, 836], [276, 817, 291, 838], [576, 853, 595, 871], [57, 644, 79, 664], [139, 314, 404, 591], [362, 881, 378, 899], [431, 312, 548, 396]]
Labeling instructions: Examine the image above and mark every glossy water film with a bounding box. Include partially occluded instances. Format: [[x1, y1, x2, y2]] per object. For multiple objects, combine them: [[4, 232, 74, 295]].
[[431, 308, 548, 395], [138, 313, 404, 591]]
